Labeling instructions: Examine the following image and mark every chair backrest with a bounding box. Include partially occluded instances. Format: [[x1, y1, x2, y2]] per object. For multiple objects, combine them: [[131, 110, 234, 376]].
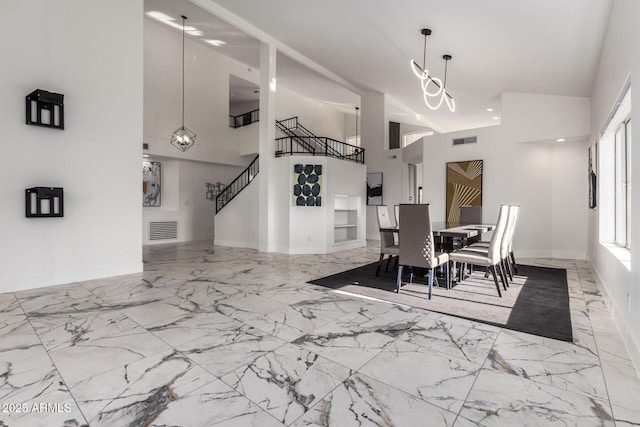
[[500, 205, 517, 258], [376, 205, 395, 228], [507, 205, 520, 252], [487, 205, 509, 263], [377, 205, 396, 249], [459, 205, 482, 225], [398, 204, 435, 268], [394, 205, 400, 227]]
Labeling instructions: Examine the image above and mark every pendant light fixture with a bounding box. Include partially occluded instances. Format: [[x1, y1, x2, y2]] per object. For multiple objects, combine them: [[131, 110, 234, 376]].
[[170, 15, 196, 152], [410, 28, 455, 112], [355, 106, 359, 145]]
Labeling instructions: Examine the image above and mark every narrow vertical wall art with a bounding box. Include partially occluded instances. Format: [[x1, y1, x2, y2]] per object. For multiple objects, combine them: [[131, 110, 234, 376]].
[[143, 161, 161, 207], [446, 160, 483, 223]]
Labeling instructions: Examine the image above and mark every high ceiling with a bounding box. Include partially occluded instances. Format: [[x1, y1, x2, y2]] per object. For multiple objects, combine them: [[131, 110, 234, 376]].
[[144, 0, 612, 133]]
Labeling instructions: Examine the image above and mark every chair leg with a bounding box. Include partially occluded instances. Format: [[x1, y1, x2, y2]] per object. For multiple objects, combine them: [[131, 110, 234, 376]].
[[376, 253, 384, 276], [498, 263, 508, 290], [385, 255, 393, 272], [504, 258, 513, 281], [445, 261, 451, 290], [489, 265, 502, 297], [510, 252, 519, 274], [396, 265, 404, 293], [427, 268, 434, 299]]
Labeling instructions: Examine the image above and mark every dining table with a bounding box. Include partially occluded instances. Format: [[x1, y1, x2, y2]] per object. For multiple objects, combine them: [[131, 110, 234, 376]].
[[379, 222, 494, 251]]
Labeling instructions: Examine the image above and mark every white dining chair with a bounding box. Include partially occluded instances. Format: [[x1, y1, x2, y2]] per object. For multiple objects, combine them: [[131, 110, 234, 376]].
[[376, 205, 399, 276], [449, 205, 510, 297]]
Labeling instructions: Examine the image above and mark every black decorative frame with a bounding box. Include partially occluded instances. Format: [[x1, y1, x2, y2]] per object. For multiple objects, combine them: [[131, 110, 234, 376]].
[[26, 187, 64, 217], [589, 143, 597, 209], [26, 89, 64, 130]]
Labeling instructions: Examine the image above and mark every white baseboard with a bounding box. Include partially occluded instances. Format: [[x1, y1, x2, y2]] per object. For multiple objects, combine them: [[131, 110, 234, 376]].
[[214, 239, 259, 250], [589, 260, 640, 377], [0, 262, 144, 293], [516, 249, 586, 260]]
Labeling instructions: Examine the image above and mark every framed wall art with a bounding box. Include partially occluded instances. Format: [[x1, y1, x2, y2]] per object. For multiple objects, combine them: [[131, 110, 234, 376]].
[[293, 164, 322, 206], [143, 160, 161, 207], [366, 172, 383, 205], [446, 160, 483, 223]]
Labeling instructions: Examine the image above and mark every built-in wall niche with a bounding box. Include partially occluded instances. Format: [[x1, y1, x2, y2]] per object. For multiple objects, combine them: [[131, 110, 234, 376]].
[[333, 194, 360, 244], [229, 75, 260, 128], [25, 187, 64, 218]]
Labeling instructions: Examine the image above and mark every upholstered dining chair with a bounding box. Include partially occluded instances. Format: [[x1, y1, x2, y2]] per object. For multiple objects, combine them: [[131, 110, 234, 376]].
[[459, 205, 482, 225], [376, 205, 399, 276], [467, 204, 519, 282], [394, 204, 400, 227], [449, 205, 510, 297], [396, 204, 450, 299]]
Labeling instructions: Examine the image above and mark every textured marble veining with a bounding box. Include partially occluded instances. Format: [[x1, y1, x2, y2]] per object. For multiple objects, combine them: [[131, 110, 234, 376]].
[[0, 243, 637, 426]]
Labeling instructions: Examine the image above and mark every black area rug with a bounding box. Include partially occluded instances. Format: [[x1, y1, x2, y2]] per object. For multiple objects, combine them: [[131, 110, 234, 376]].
[[309, 262, 572, 342]]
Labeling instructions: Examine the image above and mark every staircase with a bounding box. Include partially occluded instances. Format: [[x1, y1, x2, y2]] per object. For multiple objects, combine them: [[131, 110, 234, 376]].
[[275, 117, 364, 164], [215, 154, 259, 214]]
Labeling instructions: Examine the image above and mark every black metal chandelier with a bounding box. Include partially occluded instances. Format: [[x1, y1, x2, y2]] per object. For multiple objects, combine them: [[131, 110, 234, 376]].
[[170, 15, 196, 152]]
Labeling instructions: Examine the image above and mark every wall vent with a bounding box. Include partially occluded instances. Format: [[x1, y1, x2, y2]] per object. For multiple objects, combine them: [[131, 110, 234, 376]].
[[149, 221, 177, 240], [143, 143, 149, 150], [453, 136, 477, 146]]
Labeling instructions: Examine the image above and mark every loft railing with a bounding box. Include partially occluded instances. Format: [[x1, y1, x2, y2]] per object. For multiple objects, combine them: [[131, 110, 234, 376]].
[[275, 136, 364, 164], [275, 119, 316, 153], [215, 154, 259, 213], [229, 108, 260, 129], [295, 121, 342, 158]]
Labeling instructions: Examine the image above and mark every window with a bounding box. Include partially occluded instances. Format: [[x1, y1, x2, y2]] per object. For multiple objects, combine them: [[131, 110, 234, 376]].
[[614, 117, 631, 248], [403, 130, 433, 147], [600, 84, 631, 251]]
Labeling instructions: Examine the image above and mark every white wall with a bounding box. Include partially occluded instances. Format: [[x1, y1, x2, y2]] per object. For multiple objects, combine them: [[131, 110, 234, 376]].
[[144, 18, 259, 164], [588, 0, 640, 371], [143, 158, 243, 244], [421, 92, 590, 259], [0, 0, 144, 292], [217, 155, 366, 254], [214, 172, 260, 249], [276, 86, 346, 141]]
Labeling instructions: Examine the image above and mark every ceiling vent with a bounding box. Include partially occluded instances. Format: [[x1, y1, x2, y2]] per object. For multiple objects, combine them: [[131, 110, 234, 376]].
[[453, 136, 477, 146]]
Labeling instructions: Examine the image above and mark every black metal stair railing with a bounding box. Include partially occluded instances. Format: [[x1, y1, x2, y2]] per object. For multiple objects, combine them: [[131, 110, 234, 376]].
[[229, 108, 259, 128], [294, 121, 342, 158], [275, 136, 364, 164], [215, 154, 259, 213], [275, 119, 316, 154]]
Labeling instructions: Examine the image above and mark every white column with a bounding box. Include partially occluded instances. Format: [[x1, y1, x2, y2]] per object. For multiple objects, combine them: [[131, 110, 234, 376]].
[[258, 42, 277, 252], [361, 91, 402, 239]]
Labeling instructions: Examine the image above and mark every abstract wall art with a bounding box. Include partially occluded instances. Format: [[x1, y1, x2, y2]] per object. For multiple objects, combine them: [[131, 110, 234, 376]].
[[143, 161, 161, 207], [293, 164, 322, 206], [446, 160, 483, 223], [589, 143, 597, 209], [367, 172, 383, 205]]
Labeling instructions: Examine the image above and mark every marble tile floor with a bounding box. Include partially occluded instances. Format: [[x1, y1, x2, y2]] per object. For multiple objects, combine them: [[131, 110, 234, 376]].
[[1, 241, 639, 426]]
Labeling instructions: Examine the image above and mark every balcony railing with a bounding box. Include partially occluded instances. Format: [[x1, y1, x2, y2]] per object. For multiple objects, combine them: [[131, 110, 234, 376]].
[[229, 108, 259, 129], [275, 136, 364, 164]]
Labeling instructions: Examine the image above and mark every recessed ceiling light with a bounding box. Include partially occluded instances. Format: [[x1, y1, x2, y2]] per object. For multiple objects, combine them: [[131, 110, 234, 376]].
[[146, 11, 200, 34], [492, 116, 499, 120], [205, 39, 226, 47], [486, 108, 494, 112], [556, 138, 566, 142]]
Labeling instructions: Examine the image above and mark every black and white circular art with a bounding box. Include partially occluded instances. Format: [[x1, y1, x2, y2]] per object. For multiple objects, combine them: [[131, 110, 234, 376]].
[[293, 163, 322, 207]]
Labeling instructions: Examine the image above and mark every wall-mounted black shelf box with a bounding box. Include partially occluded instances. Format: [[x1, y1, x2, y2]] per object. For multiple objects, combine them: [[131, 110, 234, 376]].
[[26, 187, 64, 218], [26, 89, 65, 130]]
